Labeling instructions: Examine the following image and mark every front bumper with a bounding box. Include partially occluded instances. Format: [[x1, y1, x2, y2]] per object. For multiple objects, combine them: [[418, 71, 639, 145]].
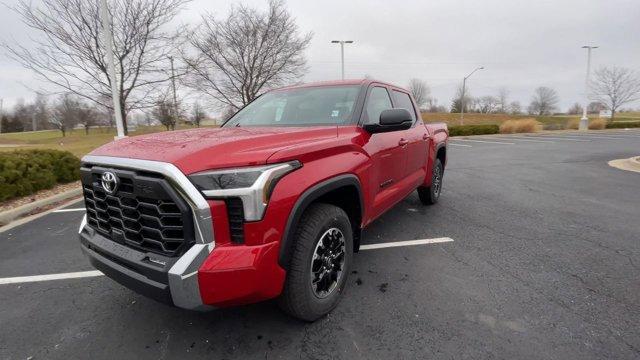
[[79, 216, 213, 310]]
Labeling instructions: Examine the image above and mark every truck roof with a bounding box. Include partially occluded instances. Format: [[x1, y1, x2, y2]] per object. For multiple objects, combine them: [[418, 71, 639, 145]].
[[275, 79, 410, 93]]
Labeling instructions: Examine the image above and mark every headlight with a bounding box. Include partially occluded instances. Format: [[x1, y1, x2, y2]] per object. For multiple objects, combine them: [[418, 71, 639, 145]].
[[188, 161, 301, 221]]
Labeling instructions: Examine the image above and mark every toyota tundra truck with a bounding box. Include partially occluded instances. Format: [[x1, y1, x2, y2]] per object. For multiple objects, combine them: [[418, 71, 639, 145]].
[[78, 79, 448, 321]]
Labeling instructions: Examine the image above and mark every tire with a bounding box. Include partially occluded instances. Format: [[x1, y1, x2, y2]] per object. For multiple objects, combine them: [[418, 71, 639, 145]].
[[278, 203, 353, 322], [418, 158, 443, 205]]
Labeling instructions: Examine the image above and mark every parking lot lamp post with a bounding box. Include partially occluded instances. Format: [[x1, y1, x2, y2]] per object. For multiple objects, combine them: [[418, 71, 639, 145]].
[[100, 0, 126, 139], [331, 40, 354, 80], [460, 66, 484, 126], [580, 46, 598, 131]]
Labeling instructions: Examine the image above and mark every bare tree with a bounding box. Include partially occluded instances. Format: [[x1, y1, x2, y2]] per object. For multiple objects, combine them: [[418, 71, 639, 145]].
[[528, 87, 559, 115], [51, 94, 81, 136], [450, 84, 472, 113], [590, 66, 640, 122], [478, 96, 499, 114], [587, 101, 604, 114], [497, 87, 509, 113], [77, 103, 97, 134], [408, 79, 430, 110], [183, 0, 312, 110], [33, 94, 51, 130], [153, 99, 175, 131], [509, 101, 522, 115], [191, 103, 206, 127], [220, 106, 237, 123], [4, 0, 189, 135], [11, 99, 32, 131], [567, 103, 583, 115], [424, 97, 444, 113]]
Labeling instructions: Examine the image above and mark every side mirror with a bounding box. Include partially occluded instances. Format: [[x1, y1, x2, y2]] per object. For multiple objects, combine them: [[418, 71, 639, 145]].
[[364, 109, 413, 133]]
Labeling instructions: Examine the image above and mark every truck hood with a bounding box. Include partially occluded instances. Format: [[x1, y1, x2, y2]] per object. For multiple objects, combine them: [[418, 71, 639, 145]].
[[89, 126, 337, 174]]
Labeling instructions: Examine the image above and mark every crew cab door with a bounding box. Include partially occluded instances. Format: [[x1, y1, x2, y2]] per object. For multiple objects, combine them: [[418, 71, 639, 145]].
[[391, 89, 430, 185], [360, 85, 410, 218]]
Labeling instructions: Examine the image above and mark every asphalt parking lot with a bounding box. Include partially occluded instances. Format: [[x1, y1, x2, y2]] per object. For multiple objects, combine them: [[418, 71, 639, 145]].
[[1, 130, 639, 360]]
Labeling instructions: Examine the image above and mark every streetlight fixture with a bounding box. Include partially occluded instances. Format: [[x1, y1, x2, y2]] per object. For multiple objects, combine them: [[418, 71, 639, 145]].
[[580, 45, 598, 131], [99, 0, 126, 139], [331, 40, 354, 80], [460, 66, 484, 125]]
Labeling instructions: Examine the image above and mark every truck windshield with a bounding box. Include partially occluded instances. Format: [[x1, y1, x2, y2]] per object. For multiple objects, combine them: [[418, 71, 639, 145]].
[[223, 85, 360, 127]]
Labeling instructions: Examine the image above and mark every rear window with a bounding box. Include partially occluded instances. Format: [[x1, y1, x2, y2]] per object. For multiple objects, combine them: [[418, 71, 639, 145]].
[[393, 90, 417, 122]]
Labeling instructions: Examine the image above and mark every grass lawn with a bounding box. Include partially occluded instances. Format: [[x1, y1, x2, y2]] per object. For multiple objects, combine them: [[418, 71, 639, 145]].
[[0, 125, 208, 158]]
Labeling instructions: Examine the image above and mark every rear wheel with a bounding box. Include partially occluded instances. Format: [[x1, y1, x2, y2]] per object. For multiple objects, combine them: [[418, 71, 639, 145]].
[[278, 203, 353, 322], [418, 158, 443, 205]]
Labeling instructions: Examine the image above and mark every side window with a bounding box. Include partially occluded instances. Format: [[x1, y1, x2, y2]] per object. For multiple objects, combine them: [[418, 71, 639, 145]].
[[364, 87, 392, 124], [392, 90, 417, 122]]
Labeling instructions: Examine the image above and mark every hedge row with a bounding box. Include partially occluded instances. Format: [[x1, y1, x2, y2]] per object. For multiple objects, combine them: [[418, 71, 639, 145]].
[[606, 121, 640, 129], [0, 149, 80, 202], [448, 124, 500, 136]]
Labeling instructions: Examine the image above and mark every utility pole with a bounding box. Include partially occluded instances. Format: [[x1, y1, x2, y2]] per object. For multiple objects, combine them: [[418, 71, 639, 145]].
[[331, 40, 354, 80], [580, 46, 598, 131], [460, 66, 484, 125], [99, 0, 126, 139], [169, 56, 178, 130]]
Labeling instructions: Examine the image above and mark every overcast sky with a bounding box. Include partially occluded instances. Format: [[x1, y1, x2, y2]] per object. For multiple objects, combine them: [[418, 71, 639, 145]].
[[1, 0, 639, 113]]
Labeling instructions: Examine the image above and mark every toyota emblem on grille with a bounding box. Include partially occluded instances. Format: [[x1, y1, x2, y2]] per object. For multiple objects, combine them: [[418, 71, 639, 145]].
[[101, 171, 119, 194]]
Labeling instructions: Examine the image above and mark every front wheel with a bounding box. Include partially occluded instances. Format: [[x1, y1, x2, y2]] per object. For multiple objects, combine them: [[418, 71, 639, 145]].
[[418, 158, 443, 205], [278, 203, 353, 322]]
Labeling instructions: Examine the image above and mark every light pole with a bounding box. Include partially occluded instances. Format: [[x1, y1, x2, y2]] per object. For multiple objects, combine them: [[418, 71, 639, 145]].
[[460, 66, 484, 125], [331, 40, 354, 80], [99, 0, 126, 139], [0, 98, 3, 134], [169, 56, 178, 130], [580, 45, 598, 131]]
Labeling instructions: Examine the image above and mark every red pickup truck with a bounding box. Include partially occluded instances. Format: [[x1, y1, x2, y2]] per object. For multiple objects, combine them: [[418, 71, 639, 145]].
[[79, 79, 448, 321]]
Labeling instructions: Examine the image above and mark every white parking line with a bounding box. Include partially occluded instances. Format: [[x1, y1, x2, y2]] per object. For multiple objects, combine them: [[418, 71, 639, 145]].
[[0, 270, 103, 285], [360, 237, 454, 250], [556, 134, 629, 140], [449, 143, 472, 147], [0, 238, 454, 285], [451, 139, 515, 145], [52, 208, 86, 213], [484, 136, 555, 143], [526, 136, 591, 142]]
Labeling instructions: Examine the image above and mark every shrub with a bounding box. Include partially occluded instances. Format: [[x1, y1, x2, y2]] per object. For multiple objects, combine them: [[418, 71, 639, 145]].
[[606, 121, 640, 129], [499, 119, 541, 134], [566, 118, 580, 130], [0, 149, 80, 202], [588, 118, 606, 130], [448, 124, 499, 136]]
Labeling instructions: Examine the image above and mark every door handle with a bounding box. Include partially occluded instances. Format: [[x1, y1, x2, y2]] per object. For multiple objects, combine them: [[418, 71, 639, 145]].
[[398, 139, 409, 147], [423, 134, 430, 140]]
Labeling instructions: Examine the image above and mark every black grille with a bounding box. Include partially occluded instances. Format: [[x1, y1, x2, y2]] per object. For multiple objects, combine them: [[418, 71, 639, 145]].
[[226, 198, 245, 244], [81, 165, 194, 257]]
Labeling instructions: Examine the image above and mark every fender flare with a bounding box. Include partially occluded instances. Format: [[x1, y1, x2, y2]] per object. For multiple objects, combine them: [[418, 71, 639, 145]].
[[435, 142, 447, 167], [278, 174, 363, 270]]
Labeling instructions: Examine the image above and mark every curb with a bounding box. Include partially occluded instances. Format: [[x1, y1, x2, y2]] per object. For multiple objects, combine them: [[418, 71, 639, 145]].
[[608, 156, 640, 174], [0, 188, 83, 226]]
